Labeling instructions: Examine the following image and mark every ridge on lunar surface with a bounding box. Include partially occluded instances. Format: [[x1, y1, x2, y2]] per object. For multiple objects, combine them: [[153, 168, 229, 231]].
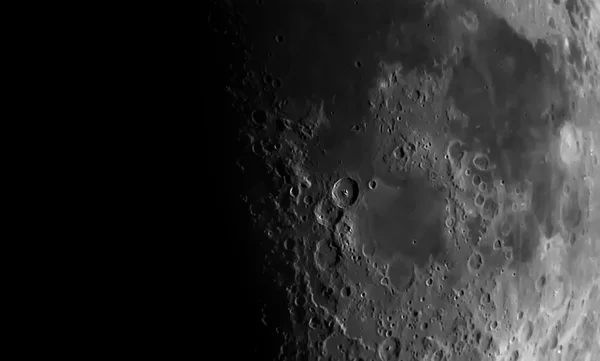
[[221, 0, 600, 360]]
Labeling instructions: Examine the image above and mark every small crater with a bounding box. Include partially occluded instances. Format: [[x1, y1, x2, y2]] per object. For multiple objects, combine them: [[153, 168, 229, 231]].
[[290, 185, 301, 197], [541, 274, 568, 312], [509, 349, 520, 361], [521, 320, 533, 342], [283, 238, 295, 251], [467, 251, 484, 273], [478, 181, 487, 192], [504, 247, 513, 262], [369, 180, 378, 189], [480, 292, 492, 305], [459, 10, 479, 32], [478, 333, 496, 355], [560, 192, 582, 231], [493, 239, 502, 250], [392, 145, 407, 160], [274, 34, 285, 43], [432, 349, 445, 361], [474, 193, 485, 207], [559, 123, 582, 164], [481, 198, 499, 220], [473, 329, 482, 344], [251, 108, 268, 125], [340, 285, 354, 298], [472, 153, 490, 171], [535, 274, 547, 291]]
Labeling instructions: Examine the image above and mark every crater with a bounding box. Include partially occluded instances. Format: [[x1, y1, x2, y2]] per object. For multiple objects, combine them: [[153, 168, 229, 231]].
[[535, 274, 547, 292], [388, 255, 414, 291], [447, 139, 468, 169], [481, 197, 499, 220], [559, 123, 582, 165], [492, 238, 502, 250], [378, 336, 402, 361], [314, 238, 342, 270], [500, 218, 512, 236], [559, 190, 582, 231], [314, 197, 342, 228], [459, 10, 479, 32], [472, 152, 491, 171], [474, 193, 485, 207], [332, 176, 360, 208], [541, 274, 569, 313], [521, 320, 534, 342], [467, 251, 484, 273]]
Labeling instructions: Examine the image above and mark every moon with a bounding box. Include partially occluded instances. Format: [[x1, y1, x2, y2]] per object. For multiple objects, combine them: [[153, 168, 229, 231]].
[[217, 0, 600, 360]]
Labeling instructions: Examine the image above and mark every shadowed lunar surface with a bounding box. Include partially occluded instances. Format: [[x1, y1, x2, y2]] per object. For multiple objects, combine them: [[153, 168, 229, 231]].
[[222, 0, 600, 360]]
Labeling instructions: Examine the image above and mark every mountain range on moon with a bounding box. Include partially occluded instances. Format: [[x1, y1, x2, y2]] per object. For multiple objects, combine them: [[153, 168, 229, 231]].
[[212, 0, 600, 360]]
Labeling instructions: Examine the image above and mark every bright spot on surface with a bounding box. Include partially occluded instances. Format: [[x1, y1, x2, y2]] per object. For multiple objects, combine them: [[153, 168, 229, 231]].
[[459, 11, 479, 32], [559, 124, 581, 165]]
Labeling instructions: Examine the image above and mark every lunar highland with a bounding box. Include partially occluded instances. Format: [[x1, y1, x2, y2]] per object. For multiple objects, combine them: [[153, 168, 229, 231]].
[[217, 0, 600, 360]]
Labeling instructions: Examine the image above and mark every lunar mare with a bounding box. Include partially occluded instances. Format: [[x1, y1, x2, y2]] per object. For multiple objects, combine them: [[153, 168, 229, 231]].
[[227, 0, 600, 360]]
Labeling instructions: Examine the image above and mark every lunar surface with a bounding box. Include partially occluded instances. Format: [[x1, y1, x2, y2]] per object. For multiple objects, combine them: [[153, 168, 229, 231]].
[[215, 0, 600, 360]]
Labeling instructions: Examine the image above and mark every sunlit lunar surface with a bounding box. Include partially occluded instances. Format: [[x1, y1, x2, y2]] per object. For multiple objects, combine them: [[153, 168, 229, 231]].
[[227, 0, 600, 360]]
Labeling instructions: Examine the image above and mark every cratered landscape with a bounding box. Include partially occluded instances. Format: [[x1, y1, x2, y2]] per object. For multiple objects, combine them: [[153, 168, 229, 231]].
[[212, 0, 600, 360]]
